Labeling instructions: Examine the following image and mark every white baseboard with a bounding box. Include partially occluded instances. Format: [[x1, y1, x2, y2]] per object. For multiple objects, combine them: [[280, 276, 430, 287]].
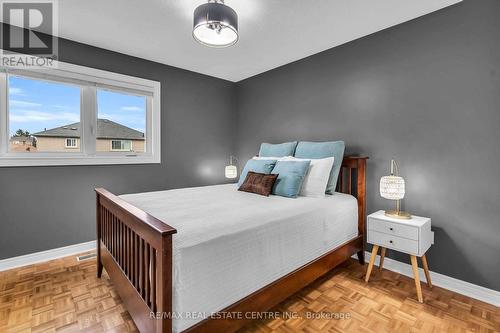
[[354, 251, 500, 307], [0, 241, 96, 272]]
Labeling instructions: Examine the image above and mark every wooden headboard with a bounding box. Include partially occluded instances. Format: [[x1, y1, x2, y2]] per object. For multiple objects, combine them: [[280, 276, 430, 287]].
[[339, 156, 368, 238]]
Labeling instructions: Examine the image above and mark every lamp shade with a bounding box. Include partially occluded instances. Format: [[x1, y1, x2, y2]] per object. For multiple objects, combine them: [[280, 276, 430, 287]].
[[225, 165, 238, 179], [380, 175, 405, 200], [193, 2, 238, 48]]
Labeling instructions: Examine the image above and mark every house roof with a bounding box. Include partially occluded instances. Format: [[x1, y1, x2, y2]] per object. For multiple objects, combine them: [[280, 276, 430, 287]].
[[32, 119, 145, 140]]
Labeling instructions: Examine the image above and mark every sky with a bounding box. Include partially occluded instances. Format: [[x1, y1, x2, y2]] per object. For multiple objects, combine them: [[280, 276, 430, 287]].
[[9, 76, 146, 136]]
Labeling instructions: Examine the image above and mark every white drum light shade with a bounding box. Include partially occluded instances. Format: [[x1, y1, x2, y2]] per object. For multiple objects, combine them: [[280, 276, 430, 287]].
[[380, 159, 411, 219], [380, 175, 405, 200], [193, 1, 238, 48], [225, 165, 238, 179]]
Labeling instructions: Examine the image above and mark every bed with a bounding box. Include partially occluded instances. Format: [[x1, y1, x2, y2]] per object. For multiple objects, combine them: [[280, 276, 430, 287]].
[[95, 156, 367, 333]]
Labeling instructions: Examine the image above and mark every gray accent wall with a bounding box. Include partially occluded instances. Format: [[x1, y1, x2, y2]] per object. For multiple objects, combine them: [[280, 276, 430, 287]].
[[0, 34, 236, 259], [235, 0, 500, 290]]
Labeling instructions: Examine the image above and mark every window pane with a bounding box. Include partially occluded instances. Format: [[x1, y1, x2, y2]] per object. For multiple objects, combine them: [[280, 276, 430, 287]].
[[110, 140, 133, 151], [111, 140, 121, 150], [123, 140, 132, 151], [97, 89, 146, 153], [8, 76, 81, 153], [65, 138, 77, 148]]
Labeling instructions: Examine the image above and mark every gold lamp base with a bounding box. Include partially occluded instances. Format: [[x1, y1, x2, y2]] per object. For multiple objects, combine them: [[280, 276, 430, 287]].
[[385, 210, 412, 220]]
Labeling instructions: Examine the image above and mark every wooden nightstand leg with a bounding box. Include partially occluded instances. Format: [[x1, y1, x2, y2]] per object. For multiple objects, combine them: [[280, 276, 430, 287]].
[[421, 254, 432, 288], [379, 247, 386, 271], [410, 255, 424, 303], [365, 245, 379, 282]]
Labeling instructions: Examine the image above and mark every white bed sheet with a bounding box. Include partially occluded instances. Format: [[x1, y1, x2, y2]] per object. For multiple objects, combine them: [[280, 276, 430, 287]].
[[120, 184, 358, 332]]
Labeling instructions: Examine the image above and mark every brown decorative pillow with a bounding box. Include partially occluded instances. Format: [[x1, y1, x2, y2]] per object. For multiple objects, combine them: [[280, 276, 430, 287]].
[[238, 171, 278, 196]]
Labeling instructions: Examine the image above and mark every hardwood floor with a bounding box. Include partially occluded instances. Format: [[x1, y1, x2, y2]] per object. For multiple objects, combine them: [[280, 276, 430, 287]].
[[0, 253, 498, 333], [0, 253, 137, 333]]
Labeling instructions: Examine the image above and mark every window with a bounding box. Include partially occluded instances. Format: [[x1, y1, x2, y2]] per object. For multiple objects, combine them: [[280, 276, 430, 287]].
[[97, 89, 146, 153], [65, 138, 78, 148], [7, 75, 81, 153], [111, 140, 132, 151], [0, 59, 161, 166]]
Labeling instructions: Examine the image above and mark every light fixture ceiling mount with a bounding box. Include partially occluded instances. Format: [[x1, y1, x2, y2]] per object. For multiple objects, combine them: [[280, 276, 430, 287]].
[[193, 0, 238, 48]]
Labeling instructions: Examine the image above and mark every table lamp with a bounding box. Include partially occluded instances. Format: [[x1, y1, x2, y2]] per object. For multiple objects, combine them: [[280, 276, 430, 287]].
[[225, 155, 238, 179], [380, 159, 411, 219]]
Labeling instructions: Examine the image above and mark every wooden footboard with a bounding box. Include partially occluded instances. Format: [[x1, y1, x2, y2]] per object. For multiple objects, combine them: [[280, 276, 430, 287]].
[[96, 188, 177, 333], [96, 156, 367, 333]]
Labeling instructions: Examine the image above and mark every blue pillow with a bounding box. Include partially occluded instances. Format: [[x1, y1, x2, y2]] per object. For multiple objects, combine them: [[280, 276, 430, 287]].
[[259, 141, 298, 157], [238, 159, 277, 187], [294, 141, 345, 194], [271, 160, 311, 198]]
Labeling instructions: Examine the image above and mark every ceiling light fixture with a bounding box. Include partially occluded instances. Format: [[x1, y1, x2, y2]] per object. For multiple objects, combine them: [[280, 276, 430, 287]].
[[193, 0, 238, 48]]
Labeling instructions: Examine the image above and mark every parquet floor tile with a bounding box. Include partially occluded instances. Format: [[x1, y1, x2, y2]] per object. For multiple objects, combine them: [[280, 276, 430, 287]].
[[0, 254, 498, 332]]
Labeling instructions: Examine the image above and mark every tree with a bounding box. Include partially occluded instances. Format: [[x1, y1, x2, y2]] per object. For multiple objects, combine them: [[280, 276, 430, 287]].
[[14, 129, 30, 137]]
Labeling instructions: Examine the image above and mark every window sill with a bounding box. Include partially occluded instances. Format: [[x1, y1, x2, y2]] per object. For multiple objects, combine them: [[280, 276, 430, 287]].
[[0, 154, 160, 167]]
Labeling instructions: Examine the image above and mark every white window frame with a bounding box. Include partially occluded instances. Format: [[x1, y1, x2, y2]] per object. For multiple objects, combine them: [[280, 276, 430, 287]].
[[65, 138, 78, 149], [0, 58, 161, 166], [110, 140, 133, 152]]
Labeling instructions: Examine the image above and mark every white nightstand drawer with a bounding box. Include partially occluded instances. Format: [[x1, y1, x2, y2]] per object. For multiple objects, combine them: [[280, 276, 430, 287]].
[[368, 230, 419, 254], [368, 217, 419, 240]]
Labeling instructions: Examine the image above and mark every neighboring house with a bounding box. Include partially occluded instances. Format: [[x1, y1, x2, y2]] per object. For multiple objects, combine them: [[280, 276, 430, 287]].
[[32, 119, 145, 152], [9, 136, 35, 152]]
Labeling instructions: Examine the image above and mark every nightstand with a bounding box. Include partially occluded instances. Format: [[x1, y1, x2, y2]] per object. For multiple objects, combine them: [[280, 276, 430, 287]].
[[365, 210, 434, 303]]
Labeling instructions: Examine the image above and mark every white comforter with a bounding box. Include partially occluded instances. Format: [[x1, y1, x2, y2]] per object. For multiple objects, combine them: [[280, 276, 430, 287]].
[[120, 184, 358, 332]]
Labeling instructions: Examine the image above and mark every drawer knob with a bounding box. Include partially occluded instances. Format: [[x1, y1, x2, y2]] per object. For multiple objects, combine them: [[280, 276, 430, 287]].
[[389, 227, 394, 231], [389, 240, 393, 244]]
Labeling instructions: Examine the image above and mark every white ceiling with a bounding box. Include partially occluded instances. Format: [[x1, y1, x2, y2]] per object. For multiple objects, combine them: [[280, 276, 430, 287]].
[[44, 0, 460, 81]]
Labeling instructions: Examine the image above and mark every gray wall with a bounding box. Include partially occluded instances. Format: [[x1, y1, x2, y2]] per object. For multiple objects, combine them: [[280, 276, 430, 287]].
[[235, 0, 500, 290], [0, 35, 236, 259]]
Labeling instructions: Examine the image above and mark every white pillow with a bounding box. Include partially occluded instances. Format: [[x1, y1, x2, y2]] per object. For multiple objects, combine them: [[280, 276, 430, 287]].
[[283, 156, 334, 197]]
